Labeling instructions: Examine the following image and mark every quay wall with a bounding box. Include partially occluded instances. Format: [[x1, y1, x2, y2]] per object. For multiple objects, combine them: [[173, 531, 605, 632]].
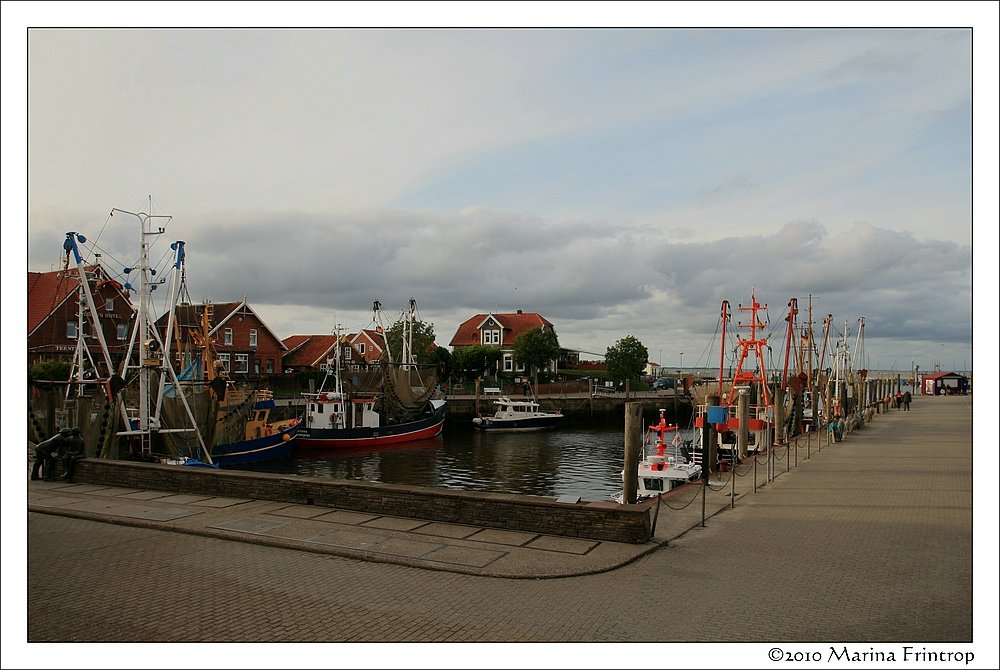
[[63, 459, 655, 544], [276, 393, 694, 421]]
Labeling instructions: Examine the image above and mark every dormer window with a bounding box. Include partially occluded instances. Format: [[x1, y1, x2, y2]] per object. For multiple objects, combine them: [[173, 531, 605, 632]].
[[482, 328, 501, 345]]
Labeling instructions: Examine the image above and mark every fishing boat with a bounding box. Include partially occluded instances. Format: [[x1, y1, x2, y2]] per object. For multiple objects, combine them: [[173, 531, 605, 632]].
[[472, 395, 563, 432], [695, 290, 775, 463], [59, 210, 216, 465], [296, 305, 446, 450], [614, 409, 701, 503], [171, 300, 301, 466], [58, 203, 300, 467], [210, 390, 300, 466]]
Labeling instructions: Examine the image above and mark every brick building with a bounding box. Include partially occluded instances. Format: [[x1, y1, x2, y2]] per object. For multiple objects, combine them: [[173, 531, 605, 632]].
[[156, 299, 287, 379], [28, 265, 135, 374]]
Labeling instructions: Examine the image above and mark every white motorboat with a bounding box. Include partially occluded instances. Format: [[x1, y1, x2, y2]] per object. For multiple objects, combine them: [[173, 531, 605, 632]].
[[616, 409, 702, 502], [472, 395, 563, 432]]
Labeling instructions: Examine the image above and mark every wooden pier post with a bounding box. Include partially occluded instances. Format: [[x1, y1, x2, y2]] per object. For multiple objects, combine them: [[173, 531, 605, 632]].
[[623, 401, 643, 504], [773, 386, 786, 447]]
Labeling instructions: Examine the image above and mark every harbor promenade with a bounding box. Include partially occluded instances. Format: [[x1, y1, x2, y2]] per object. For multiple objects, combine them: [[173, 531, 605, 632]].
[[13, 395, 992, 666]]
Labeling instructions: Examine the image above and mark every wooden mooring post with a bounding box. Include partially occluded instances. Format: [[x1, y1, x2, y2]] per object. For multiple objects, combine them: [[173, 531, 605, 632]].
[[622, 401, 643, 504]]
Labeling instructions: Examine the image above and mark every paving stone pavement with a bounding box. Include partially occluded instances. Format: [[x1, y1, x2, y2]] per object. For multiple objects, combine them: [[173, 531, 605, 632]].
[[11, 395, 995, 669]]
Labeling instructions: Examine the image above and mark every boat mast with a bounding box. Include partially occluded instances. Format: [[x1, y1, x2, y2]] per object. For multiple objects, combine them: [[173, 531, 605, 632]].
[[781, 297, 798, 388], [333, 322, 345, 399], [372, 300, 393, 364], [402, 297, 416, 370], [112, 203, 212, 462], [716, 300, 730, 399], [727, 288, 772, 408], [806, 295, 815, 389], [63, 233, 117, 383]]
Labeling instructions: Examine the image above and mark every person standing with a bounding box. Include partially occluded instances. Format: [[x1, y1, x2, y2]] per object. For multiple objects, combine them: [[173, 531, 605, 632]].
[[31, 428, 70, 481], [903, 390, 912, 411], [829, 415, 842, 442], [59, 427, 87, 482]]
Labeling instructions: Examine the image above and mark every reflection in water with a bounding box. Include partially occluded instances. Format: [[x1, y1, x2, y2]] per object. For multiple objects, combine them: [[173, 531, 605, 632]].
[[232, 418, 700, 502]]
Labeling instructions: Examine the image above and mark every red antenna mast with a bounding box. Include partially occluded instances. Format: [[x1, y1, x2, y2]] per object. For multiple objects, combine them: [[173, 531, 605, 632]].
[[726, 288, 772, 408]]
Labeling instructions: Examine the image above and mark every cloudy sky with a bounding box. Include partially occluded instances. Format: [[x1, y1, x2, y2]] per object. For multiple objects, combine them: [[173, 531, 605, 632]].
[[10, 6, 997, 379]]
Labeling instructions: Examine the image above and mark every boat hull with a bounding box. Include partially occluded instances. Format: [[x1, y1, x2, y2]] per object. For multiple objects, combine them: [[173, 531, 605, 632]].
[[211, 420, 300, 466], [472, 415, 563, 432], [296, 403, 446, 449]]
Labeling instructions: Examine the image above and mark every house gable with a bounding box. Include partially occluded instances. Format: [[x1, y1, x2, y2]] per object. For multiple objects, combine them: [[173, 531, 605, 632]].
[[156, 299, 287, 376], [450, 311, 554, 349], [282, 334, 368, 371], [350, 329, 386, 364]]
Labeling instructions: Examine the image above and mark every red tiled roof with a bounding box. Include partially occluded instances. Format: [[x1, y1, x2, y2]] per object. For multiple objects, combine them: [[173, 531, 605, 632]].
[[922, 371, 966, 379], [282, 334, 340, 367], [27, 266, 126, 335], [449, 312, 554, 347], [282, 335, 311, 356]]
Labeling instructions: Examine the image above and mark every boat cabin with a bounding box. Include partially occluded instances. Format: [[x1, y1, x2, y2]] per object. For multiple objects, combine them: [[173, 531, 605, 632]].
[[307, 391, 381, 430]]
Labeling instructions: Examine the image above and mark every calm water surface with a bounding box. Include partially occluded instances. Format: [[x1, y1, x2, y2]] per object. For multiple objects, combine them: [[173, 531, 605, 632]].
[[234, 417, 700, 502]]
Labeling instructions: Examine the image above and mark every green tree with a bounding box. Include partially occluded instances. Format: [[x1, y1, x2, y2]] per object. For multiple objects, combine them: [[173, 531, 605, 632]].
[[384, 317, 437, 365], [512, 327, 560, 390], [605, 335, 648, 385], [452, 345, 501, 381], [29, 359, 72, 382]]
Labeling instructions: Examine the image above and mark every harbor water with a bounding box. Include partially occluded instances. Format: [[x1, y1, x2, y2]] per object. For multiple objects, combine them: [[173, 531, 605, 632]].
[[232, 416, 701, 503]]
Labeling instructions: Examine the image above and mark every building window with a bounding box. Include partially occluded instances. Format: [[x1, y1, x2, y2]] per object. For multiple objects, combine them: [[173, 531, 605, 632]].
[[266, 359, 274, 374], [320, 363, 328, 371], [358, 342, 366, 355], [254, 358, 260, 374], [343, 346, 352, 360], [249, 329, 257, 348], [117, 324, 127, 341], [223, 328, 233, 346], [67, 322, 78, 339], [482, 329, 500, 345], [235, 354, 249, 374], [503, 354, 514, 372], [105, 298, 114, 311], [218, 353, 230, 371]]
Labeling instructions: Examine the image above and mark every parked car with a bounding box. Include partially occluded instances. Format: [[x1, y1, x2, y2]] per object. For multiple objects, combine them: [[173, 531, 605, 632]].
[[652, 376, 676, 390]]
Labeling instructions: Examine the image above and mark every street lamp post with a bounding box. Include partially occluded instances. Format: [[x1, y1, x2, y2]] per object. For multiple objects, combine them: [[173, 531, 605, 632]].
[[680, 352, 684, 371]]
